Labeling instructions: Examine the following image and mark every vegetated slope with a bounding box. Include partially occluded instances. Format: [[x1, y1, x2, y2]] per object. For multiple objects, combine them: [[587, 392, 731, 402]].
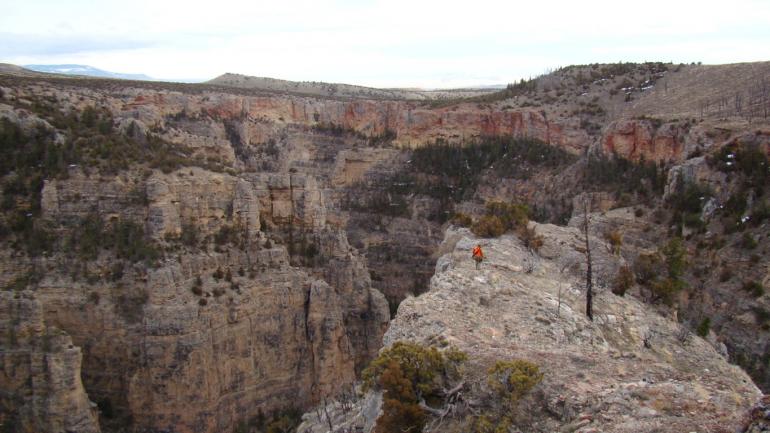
[[628, 61, 770, 120], [207, 72, 498, 100], [0, 63, 53, 78]]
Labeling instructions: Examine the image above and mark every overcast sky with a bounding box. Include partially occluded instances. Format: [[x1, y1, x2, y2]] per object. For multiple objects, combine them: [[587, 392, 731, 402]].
[[2, 0, 770, 88]]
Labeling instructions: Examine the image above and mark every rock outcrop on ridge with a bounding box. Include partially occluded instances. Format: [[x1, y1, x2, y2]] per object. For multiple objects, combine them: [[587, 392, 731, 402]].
[[300, 224, 761, 432]]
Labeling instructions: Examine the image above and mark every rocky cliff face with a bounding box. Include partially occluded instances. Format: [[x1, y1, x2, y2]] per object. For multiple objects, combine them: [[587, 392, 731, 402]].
[[600, 119, 688, 162], [300, 226, 761, 432], [0, 291, 101, 433], [123, 85, 592, 153], [0, 78, 393, 432], [28, 166, 391, 433]]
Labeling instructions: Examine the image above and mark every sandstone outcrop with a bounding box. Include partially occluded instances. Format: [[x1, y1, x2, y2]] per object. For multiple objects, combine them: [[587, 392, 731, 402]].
[[600, 119, 687, 162], [0, 291, 101, 433]]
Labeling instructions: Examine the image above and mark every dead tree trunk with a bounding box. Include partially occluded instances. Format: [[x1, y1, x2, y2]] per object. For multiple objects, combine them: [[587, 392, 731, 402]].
[[583, 199, 594, 321]]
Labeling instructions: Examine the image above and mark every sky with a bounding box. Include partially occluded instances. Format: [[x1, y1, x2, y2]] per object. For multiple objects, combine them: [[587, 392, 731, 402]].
[[2, 0, 770, 88]]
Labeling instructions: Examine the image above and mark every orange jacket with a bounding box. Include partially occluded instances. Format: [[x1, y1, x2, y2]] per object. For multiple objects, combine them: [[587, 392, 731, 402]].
[[472, 246, 483, 258]]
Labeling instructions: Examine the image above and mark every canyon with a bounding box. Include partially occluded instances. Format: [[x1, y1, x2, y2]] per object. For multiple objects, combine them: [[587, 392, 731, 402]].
[[0, 61, 769, 432]]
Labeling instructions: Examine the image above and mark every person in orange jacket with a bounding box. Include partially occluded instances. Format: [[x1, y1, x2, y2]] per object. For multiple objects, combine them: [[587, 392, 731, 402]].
[[472, 244, 484, 270]]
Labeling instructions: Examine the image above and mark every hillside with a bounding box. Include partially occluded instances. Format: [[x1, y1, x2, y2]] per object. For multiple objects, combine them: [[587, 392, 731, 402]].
[[0, 63, 52, 77], [207, 72, 498, 100], [24, 64, 155, 81]]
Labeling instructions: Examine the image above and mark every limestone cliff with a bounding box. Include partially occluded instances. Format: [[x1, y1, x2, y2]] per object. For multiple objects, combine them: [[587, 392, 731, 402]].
[[29, 166, 390, 433], [0, 291, 101, 433]]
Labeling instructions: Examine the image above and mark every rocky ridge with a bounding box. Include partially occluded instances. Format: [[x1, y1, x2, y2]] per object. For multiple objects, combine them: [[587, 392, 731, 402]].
[[300, 224, 761, 432]]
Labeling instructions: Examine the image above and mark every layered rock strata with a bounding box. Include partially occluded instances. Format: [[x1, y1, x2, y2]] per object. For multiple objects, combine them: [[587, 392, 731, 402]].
[[0, 291, 101, 433]]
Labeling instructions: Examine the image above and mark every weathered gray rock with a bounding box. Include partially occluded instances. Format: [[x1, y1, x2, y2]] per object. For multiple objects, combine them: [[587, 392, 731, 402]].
[[307, 226, 760, 432]]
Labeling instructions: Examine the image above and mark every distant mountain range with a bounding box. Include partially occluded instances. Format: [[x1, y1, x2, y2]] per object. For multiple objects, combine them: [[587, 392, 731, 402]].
[[23, 64, 155, 81]]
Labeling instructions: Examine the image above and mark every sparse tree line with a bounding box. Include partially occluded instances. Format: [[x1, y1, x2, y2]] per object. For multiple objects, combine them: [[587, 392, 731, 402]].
[[699, 76, 770, 122]]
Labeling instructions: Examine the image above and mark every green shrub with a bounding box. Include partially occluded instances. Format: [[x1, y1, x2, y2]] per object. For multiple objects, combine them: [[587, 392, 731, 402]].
[[374, 361, 427, 433], [263, 410, 302, 433], [213, 267, 224, 280], [485, 201, 529, 230], [682, 212, 705, 230], [753, 307, 770, 330], [180, 223, 198, 247], [605, 230, 623, 255], [740, 232, 758, 250], [347, 137, 573, 224], [634, 238, 687, 305], [58, 215, 159, 265], [651, 277, 686, 306], [72, 213, 104, 260], [742, 280, 765, 298], [719, 267, 733, 282], [472, 215, 505, 238], [468, 415, 512, 433], [486, 359, 543, 407], [661, 237, 687, 279], [633, 253, 662, 284], [750, 201, 770, 226], [451, 212, 473, 227], [115, 290, 149, 323], [612, 265, 634, 296], [585, 154, 666, 197], [709, 143, 769, 193], [107, 221, 160, 264], [519, 225, 544, 252], [362, 341, 467, 433], [723, 191, 747, 217], [18, 220, 56, 257], [471, 202, 532, 239], [696, 317, 711, 337], [215, 225, 237, 245], [668, 182, 714, 228], [191, 276, 203, 295], [109, 262, 125, 281]]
